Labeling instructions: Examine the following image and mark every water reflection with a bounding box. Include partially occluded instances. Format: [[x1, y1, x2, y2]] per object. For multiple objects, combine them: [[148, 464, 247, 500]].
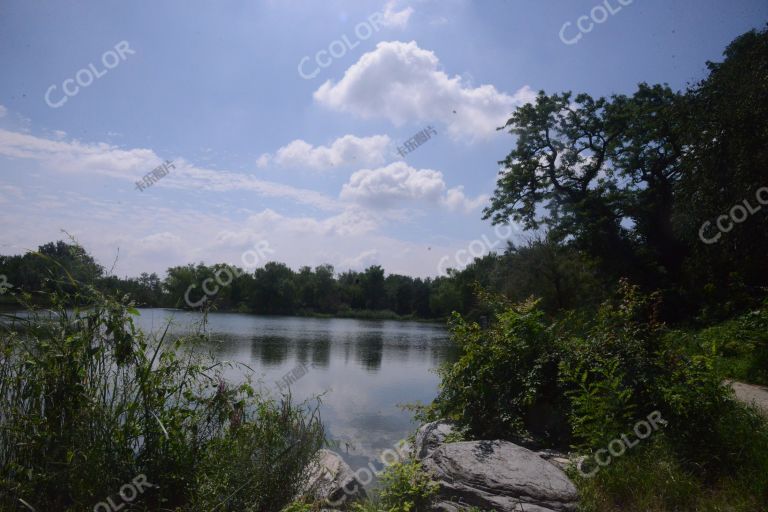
[[356, 332, 383, 371], [132, 309, 456, 474]]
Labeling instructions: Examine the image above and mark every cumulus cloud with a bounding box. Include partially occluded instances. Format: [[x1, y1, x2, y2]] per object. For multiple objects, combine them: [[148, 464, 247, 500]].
[[314, 41, 535, 139], [0, 105, 7, 118], [255, 153, 271, 168], [258, 134, 391, 171], [443, 186, 488, 212], [381, 0, 414, 29], [340, 161, 486, 212]]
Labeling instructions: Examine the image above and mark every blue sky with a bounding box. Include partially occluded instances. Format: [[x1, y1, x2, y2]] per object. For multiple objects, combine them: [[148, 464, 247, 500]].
[[1, 0, 766, 278]]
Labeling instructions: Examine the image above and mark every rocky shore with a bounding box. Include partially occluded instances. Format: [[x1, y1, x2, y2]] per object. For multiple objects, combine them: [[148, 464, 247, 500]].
[[302, 420, 579, 511]]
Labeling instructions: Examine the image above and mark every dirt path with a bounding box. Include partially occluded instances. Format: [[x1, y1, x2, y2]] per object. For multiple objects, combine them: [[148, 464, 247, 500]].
[[727, 380, 768, 415]]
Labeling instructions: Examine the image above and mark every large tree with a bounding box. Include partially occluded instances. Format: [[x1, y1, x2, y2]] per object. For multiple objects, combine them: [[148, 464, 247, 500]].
[[484, 84, 688, 288]]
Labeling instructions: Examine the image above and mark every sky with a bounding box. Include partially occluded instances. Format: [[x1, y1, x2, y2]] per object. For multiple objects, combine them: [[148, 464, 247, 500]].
[[0, 0, 766, 278]]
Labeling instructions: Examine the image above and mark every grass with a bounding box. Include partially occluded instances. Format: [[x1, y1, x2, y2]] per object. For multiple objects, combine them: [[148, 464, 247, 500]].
[[574, 428, 768, 512], [0, 278, 325, 511]]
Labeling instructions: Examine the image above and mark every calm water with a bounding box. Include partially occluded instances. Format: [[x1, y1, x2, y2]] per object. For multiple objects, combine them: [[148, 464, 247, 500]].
[[133, 309, 455, 473]]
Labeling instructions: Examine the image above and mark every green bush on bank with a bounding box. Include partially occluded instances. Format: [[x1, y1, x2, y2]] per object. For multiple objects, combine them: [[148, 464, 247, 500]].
[[0, 280, 324, 511], [422, 281, 768, 510]]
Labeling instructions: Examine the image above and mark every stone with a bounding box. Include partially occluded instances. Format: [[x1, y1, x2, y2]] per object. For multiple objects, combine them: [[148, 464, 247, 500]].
[[300, 449, 367, 509], [422, 440, 578, 512], [414, 420, 456, 460], [537, 449, 572, 471]]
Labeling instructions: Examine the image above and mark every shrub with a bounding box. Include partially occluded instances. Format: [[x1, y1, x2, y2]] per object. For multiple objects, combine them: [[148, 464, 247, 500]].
[[430, 280, 768, 506], [0, 282, 324, 511], [352, 460, 438, 512], [379, 460, 439, 512], [557, 281, 663, 448], [430, 291, 569, 447]]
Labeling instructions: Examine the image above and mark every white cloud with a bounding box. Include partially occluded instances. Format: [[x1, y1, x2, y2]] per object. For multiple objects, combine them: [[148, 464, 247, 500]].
[[381, 0, 414, 29], [443, 186, 489, 213], [0, 177, 488, 278], [244, 208, 378, 238], [256, 153, 271, 168], [314, 41, 536, 139], [0, 184, 24, 204], [0, 129, 340, 211], [0, 127, 490, 278], [341, 249, 380, 270], [340, 161, 486, 212], [137, 232, 184, 251], [0, 105, 7, 118], [259, 134, 391, 171]]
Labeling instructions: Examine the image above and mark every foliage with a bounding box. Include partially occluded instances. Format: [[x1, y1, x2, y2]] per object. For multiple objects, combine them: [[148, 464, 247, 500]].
[[693, 299, 768, 385], [483, 27, 768, 321], [431, 291, 569, 446], [0, 276, 324, 511], [573, 430, 768, 512], [351, 460, 439, 512], [377, 460, 439, 512], [557, 280, 662, 448], [428, 278, 768, 509]]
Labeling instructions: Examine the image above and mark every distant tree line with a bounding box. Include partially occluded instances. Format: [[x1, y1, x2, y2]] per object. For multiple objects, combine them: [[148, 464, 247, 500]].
[[0, 238, 610, 320], [0, 240, 470, 319]]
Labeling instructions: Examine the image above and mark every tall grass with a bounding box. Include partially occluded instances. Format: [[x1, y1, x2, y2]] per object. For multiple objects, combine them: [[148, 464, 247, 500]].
[[0, 274, 324, 511]]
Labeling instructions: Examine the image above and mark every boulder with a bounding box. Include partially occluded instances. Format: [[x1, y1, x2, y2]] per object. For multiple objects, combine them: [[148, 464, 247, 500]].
[[301, 449, 367, 509], [414, 420, 456, 460], [537, 449, 572, 472], [422, 440, 578, 512]]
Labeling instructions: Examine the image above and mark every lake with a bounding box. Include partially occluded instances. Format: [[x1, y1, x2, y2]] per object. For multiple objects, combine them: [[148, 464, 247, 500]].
[[133, 309, 456, 475]]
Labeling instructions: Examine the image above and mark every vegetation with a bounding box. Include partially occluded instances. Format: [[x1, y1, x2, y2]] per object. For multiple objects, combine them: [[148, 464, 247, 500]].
[[350, 461, 439, 512], [0, 274, 324, 511], [357, 27, 768, 512], [412, 283, 768, 511], [1, 24, 766, 512]]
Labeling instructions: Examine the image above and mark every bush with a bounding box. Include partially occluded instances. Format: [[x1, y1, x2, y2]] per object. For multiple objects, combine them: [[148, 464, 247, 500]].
[[429, 280, 768, 508], [351, 460, 438, 512], [430, 291, 569, 447], [557, 281, 664, 448], [0, 282, 324, 511], [378, 460, 439, 512]]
